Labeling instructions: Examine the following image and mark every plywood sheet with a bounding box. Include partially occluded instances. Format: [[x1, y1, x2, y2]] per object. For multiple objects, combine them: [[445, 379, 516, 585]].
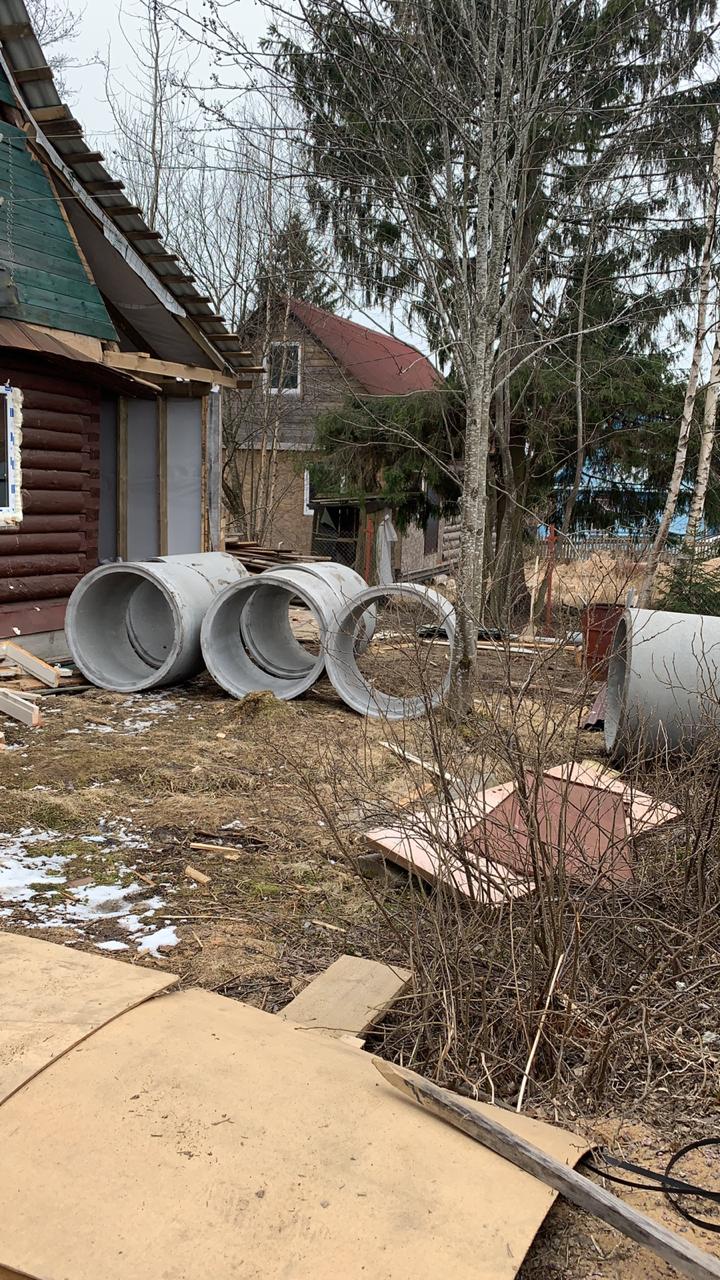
[[279, 954, 411, 1037], [0, 932, 176, 1104], [469, 779, 633, 886], [0, 986, 586, 1280], [365, 825, 532, 903]]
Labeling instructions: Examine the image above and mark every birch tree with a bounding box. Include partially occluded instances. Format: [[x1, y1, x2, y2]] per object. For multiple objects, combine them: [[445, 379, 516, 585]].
[[640, 121, 720, 605], [683, 292, 720, 549]]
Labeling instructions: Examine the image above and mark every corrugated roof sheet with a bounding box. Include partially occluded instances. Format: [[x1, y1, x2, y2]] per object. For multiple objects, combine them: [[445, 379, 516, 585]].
[[0, 0, 252, 375], [288, 299, 439, 396]]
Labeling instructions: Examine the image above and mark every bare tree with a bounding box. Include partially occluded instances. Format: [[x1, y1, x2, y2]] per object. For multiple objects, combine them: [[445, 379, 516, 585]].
[[26, 0, 81, 95], [640, 122, 720, 603], [683, 289, 720, 550]]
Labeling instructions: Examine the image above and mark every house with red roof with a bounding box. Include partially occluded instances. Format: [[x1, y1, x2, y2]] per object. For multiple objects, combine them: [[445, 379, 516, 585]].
[[231, 298, 458, 577]]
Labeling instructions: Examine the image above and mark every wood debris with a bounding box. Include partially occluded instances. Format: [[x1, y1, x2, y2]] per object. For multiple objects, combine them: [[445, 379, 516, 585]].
[[0, 688, 42, 728], [184, 865, 211, 886]]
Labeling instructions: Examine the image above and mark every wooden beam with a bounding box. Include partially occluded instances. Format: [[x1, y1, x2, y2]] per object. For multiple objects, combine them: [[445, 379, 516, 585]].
[[127, 230, 163, 241], [158, 398, 168, 556], [0, 21, 32, 39], [0, 688, 42, 728], [32, 105, 71, 122], [142, 252, 179, 261], [157, 274, 195, 284], [103, 351, 237, 389], [0, 642, 60, 688], [85, 179, 125, 193], [103, 204, 143, 216], [13, 66, 54, 83], [117, 397, 128, 560], [61, 150, 104, 164], [376, 1060, 720, 1280], [206, 389, 222, 551]]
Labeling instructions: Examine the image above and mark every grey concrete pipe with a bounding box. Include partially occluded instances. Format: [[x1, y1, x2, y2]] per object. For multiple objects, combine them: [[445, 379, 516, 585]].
[[605, 606, 720, 756], [201, 566, 367, 700], [324, 583, 456, 720], [240, 561, 374, 678], [66, 553, 248, 692]]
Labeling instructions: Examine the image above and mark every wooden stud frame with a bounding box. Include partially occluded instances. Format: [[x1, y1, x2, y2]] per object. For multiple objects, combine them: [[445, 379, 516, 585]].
[[116, 397, 128, 559]]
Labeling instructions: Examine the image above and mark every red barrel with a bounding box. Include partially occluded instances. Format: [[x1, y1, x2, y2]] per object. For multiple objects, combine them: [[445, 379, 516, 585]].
[[581, 603, 623, 679]]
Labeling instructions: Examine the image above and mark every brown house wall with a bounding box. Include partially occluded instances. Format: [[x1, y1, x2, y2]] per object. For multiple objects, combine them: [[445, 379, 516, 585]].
[[240, 449, 314, 554], [0, 358, 100, 638]]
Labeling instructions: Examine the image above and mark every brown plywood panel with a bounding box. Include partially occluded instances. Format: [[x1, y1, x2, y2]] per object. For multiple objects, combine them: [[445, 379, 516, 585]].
[[365, 824, 531, 903], [279, 953, 411, 1037], [469, 779, 633, 886], [0, 933, 177, 1104], [0, 985, 585, 1280]]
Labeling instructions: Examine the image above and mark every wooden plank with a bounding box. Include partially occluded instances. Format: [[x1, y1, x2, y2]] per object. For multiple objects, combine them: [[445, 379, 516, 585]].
[[375, 1060, 720, 1280], [380, 738, 457, 782], [13, 67, 54, 83], [31, 105, 72, 122], [0, 688, 41, 727], [103, 351, 235, 388], [0, 642, 60, 686], [60, 150, 104, 164], [157, 398, 168, 556], [279, 954, 411, 1039], [116, 397, 128, 560], [206, 389, 222, 551], [84, 179, 125, 193]]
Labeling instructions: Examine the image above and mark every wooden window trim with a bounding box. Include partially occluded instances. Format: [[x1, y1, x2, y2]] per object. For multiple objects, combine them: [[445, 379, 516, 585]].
[[0, 386, 22, 527], [266, 340, 302, 397]]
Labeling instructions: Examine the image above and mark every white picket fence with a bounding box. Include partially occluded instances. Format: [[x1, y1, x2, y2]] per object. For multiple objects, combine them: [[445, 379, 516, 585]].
[[533, 531, 720, 564]]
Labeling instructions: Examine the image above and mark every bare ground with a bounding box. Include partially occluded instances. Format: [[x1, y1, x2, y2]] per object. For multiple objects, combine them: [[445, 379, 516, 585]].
[[1, 645, 718, 1277]]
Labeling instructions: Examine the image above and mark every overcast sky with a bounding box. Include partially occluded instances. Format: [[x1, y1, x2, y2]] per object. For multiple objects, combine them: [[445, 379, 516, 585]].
[[56, 1, 428, 357]]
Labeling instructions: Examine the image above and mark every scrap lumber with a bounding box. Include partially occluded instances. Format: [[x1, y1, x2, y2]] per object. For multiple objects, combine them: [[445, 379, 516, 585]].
[[279, 953, 411, 1039], [224, 537, 330, 573], [0, 688, 42, 728], [0, 642, 60, 688], [189, 841, 244, 856], [380, 739, 458, 783], [184, 865, 211, 886], [376, 1059, 720, 1280]]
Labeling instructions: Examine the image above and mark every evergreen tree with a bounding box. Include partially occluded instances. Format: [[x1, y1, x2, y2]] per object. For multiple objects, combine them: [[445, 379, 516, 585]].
[[254, 211, 339, 311]]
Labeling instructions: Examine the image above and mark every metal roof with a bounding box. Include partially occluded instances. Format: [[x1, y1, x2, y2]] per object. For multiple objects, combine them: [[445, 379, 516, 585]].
[[0, 0, 251, 376], [288, 298, 440, 396]]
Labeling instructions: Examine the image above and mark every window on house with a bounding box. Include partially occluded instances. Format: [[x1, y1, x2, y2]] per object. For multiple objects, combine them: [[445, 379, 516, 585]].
[[424, 488, 440, 556], [0, 386, 21, 524], [268, 341, 300, 394]]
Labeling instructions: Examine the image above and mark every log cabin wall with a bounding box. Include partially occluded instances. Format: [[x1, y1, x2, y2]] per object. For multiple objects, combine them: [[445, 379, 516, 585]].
[[0, 359, 101, 639]]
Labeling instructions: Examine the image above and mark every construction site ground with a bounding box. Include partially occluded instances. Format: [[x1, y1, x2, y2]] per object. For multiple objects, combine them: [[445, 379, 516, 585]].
[[1, 642, 718, 1278]]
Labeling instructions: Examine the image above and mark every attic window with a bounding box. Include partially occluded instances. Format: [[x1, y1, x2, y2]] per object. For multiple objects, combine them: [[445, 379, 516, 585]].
[[0, 385, 21, 525], [268, 341, 300, 395]]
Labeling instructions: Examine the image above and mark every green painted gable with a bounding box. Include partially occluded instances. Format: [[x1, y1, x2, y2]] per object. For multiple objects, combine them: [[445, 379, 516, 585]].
[[0, 89, 116, 341]]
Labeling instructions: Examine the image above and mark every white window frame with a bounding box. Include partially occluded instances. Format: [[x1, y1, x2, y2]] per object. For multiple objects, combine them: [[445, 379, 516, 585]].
[[0, 385, 22, 526], [266, 340, 301, 397], [303, 468, 314, 516]]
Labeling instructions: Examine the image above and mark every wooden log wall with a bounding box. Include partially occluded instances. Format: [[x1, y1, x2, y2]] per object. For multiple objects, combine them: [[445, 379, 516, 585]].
[[0, 361, 101, 638]]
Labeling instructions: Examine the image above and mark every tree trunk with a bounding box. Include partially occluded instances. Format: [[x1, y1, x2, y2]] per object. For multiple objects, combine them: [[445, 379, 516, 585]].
[[451, 374, 491, 715], [683, 306, 720, 550], [639, 123, 720, 605]]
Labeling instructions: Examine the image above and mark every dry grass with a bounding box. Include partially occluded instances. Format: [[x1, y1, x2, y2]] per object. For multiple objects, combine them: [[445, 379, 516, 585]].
[[2, 643, 719, 1277]]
